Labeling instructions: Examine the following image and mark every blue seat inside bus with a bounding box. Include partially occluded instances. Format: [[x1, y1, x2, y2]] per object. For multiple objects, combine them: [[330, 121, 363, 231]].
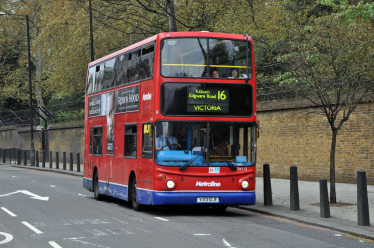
[[156, 150, 204, 163]]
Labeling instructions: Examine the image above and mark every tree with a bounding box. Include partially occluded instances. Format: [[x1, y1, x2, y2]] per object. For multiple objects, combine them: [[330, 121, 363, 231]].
[[277, 13, 374, 203], [0, 0, 46, 110]]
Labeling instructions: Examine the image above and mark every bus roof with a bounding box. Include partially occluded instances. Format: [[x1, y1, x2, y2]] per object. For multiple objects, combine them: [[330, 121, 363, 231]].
[[88, 32, 252, 67]]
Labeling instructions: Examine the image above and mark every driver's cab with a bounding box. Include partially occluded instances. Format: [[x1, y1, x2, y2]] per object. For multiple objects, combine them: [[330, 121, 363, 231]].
[[154, 121, 255, 167]]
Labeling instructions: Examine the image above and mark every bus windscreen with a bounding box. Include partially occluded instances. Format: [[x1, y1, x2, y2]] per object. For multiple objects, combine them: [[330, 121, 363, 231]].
[[161, 38, 252, 79]]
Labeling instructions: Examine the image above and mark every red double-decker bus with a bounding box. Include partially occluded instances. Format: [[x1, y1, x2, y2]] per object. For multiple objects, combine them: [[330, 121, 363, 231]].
[[83, 32, 257, 211]]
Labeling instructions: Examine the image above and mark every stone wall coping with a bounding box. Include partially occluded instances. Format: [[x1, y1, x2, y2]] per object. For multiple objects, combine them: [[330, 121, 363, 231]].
[[258, 97, 314, 112], [0, 126, 17, 132], [47, 121, 84, 130]]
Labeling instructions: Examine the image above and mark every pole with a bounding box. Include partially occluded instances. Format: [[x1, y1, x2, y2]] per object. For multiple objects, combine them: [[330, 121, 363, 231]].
[[319, 178, 330, 218], [263, 163, 272, 206], [357, 170, 370, 226], [290, 165, 300, 211], [26, 15, 35, 166], [89, 0, 94, 62]]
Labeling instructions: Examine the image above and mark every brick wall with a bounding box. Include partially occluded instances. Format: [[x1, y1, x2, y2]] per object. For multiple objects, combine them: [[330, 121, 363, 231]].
[[257, 98, 374, 184]]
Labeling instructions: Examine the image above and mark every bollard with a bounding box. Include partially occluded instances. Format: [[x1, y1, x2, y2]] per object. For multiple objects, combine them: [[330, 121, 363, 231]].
[[77, 153, 80, 172], [63, 152, 66, 170], [23, 150, 27, 165], [36, 151, 39, 167], [9, 149, 11, 164], [2, 149, 4, 163], [357, 170, 370, 226], [42, 150, 46, 168], [263, 163, 273, 206], [70, 152, 73, 171], [319, 178, 330, 218], [56, 152, 59, 169], [290, 165, 300, 211], [49, 151, 52, 169], [17, 149, 21, 165]]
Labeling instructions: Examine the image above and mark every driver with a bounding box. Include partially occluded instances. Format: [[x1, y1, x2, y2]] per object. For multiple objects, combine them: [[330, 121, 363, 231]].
[[156, 122, 181, 150]]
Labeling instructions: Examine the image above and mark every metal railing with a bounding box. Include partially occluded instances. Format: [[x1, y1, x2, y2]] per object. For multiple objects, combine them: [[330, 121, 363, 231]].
[[0, 101, 84, 127]]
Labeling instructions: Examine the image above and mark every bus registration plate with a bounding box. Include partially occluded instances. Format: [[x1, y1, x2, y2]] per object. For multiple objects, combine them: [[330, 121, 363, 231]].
[[197, 197, 219, 203]]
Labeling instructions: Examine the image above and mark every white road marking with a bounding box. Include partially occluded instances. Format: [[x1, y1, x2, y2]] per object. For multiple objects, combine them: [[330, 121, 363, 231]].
[[113, 218, 128, 224], [69, 239, 111, 248], [120, 229, 135, 234], [194, 234, 211, 236], [22, 221, 43, 234], [110, 203, 118, 206], [137, 227, 152, 233], [0, 232, 13, 245], [32, 181, 35, 182], [78, 194, 86, 196], [50, 185, 56, 188], [0, 190, 49, 201], [105, 229, 118, 235], [333, 234, 342, 236], [12, 176, 16, 178], [1, 207, 17, 217], [49, 241, 62, 248], [222, 239, 236, 247], [155, 217, 169, 222], [129, 217, 144, 222]]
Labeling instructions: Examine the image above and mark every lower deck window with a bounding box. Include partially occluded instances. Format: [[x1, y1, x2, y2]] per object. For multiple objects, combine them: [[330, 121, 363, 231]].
[[93, 126, 103, 156], [125, 124, 137, 158]]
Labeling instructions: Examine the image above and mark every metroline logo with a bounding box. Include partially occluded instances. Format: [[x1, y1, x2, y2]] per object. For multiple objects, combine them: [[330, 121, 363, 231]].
[[142, 92, 152, 101], [195, 181, 221, 187]]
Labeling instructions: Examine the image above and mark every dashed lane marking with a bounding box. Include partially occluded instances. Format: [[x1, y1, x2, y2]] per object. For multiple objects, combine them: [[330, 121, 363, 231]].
[[50, 185, 56, 188], [154, 217, 169, 222], [49, 241, 62, 248], [1, 207, 17, 217], [22, 221, 43, 234], [194, 234, 211, 236]]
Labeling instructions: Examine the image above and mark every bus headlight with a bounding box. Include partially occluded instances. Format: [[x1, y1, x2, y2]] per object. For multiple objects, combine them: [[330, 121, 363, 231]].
[[241, 180, 249, 189], [166, 180, 175, 189]]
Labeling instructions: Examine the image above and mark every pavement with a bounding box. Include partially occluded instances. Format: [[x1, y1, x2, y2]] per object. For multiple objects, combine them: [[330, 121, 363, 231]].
[[3, 162, 374, 240], [240, 177, 374, 240]]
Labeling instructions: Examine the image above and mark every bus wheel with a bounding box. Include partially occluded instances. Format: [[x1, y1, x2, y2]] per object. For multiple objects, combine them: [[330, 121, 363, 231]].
[[131, 178, 143, 211], [94, 171, 102, 201], [212, 205, 227, 212]]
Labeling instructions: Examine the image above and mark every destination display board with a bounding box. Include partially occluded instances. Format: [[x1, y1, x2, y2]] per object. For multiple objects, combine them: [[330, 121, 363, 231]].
[[161, 83, 253, 117], [187, 87, 229, 113]]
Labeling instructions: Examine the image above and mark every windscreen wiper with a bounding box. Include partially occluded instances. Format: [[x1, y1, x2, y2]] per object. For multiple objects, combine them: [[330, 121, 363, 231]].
[[179, 147, 206, 171], [212, 147, 237, 171]]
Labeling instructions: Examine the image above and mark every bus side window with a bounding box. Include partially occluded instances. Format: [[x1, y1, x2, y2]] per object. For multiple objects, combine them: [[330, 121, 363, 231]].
[[142, 123, 153, 158], [124, 124, 137, 158], [93, 126, 103, 156]]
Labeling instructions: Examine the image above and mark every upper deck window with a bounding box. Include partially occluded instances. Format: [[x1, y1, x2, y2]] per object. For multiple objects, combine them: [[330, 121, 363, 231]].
[[161, 38, 252, 79], [86, 43, 155, 95]]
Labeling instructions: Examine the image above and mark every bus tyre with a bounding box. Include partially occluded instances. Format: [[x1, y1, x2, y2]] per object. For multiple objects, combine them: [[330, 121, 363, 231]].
[[212, 205, 227, 212], [94, 171, 103, 201], [131, 178, 143, 211]]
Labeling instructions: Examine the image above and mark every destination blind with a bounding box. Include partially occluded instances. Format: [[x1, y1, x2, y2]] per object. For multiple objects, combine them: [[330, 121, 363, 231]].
[[187, 87, 229, 113], [161, 82, 253, 117]]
